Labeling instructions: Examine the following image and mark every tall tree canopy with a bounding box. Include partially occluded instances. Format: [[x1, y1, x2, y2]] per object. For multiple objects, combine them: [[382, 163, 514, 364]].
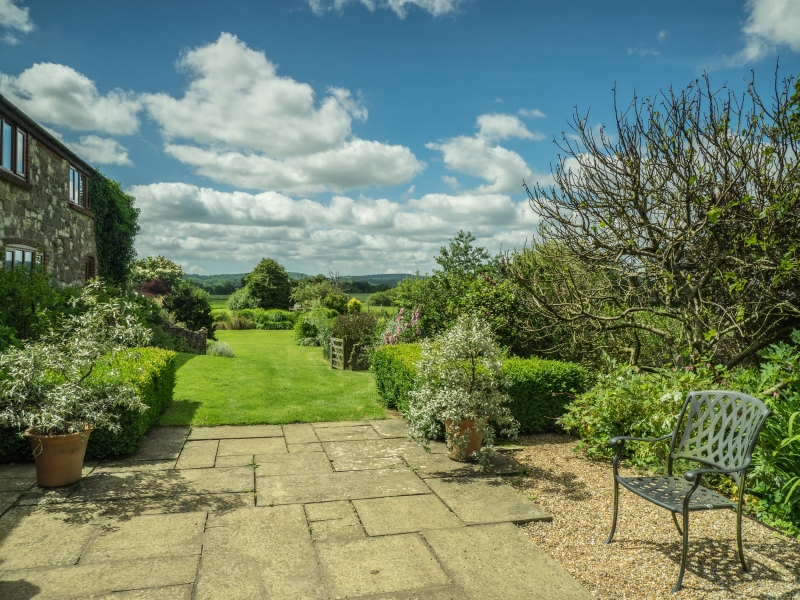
[[507, 74, 800, 369], [244, 258, 292, 310], [89, 169, 140, 286]]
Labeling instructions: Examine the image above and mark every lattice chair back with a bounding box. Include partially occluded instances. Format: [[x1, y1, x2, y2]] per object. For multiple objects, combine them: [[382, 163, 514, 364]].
[[670, 390, 770, 485]]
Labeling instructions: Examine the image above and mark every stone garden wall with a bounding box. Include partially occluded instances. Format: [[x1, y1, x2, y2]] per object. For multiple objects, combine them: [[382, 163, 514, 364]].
[[162, 322, 208, 354]]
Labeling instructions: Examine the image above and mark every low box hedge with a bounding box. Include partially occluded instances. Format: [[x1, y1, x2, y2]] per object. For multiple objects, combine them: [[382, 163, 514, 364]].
[[237, 308, 296, 330], [0, 347, 177, 463], [371, 343, 589, 433]]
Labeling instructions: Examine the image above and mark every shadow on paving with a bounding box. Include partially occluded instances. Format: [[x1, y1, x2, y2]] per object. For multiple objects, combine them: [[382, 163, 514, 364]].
[[0, 580, 39, 600]]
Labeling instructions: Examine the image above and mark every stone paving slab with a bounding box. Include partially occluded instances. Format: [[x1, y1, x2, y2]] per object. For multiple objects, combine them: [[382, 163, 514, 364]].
[[287, 442, 324, 453], [316, 533, 450, 598], [315, 424, 382, 442], [0, 556, 199, 600], [423, 523, 593, 600], [308, 503, 365, 544], [352, 587, 471, 600], [353, 494, 463, 536], [197, 505, 325, 600], [71, 467, 254, 500], [175, 440, 219, 469], [15, 484, 77, 506], [188, 424, 283, 440], [32, 493, 253, 522], [403, 451, 523, 478], [0, 492, 20, 514], [0, 506, 96, 570], [304, 500, 354, 521], [282, 423, 318, 444], [323, 438, 423, 469], [0, 463, 36, 479], [333, 456, 404, 471], [312, 420, 369, 428], [213, 454, 255, 468], [253, 452, 332, 477], [131, 428, 189, 461], [90, 585, 193, 599], [368, 418, 410, 438], [80, 512, 206, 563], [256, 469, 429, 505], [424, 477, 552, 525], [0, 477, 34, 493], [217, 437, 286, 456], [96, 459, 177, 473]]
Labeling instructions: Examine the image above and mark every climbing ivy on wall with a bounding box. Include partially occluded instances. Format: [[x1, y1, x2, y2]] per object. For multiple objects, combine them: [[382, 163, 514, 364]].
[[89, 169, 140, 286]]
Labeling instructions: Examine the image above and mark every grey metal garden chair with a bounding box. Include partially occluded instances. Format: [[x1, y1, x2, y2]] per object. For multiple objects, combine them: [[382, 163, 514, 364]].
[[604, 390, 771, 593]]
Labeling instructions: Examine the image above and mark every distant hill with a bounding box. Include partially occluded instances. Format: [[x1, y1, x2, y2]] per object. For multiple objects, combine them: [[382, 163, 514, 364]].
[[185, 272, 413, 293]]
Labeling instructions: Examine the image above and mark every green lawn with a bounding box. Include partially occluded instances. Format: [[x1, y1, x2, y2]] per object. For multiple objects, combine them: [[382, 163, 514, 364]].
[[209, 297, 229, 319], [351, 293, 398, 316], [160, 330, 386, 426]]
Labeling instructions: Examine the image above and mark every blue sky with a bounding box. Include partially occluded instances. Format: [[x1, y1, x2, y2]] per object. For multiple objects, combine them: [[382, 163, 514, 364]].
[[2, 0, 799, 275]]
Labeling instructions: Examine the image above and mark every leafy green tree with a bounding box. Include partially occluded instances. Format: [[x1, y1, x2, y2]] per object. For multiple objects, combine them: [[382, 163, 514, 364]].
[[130, 256, 184, 290], [244, 258, 291, 310], [89, 170, 139, 286], [226, 286, 259, 310], [367, 290, 394, 306], [0, 268, 74, 342], [322, 292, 348, 314], [162, 281, 214, 338]]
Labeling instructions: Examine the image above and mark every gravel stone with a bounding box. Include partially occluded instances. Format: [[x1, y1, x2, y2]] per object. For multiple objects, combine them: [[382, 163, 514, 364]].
[[509, 434, 800, 599]]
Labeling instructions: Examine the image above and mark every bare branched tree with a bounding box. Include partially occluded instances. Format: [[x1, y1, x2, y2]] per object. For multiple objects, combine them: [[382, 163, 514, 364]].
[[506, 73, 800, 369]]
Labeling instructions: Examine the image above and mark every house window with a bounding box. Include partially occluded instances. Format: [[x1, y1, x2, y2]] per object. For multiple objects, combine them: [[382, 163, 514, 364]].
[[0, 117, 26, 177], [69, 166, 87, 207], [84, 256, 96, 280], [3, 246, 41, 272]]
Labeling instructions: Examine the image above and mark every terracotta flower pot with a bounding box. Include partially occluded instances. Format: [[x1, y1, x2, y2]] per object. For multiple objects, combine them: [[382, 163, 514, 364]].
[[444, 419, 483, 462], [24, 427, 93, 487]]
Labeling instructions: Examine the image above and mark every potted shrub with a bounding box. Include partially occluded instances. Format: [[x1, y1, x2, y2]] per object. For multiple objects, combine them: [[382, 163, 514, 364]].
[[0, 282, 150, 487], [408, 314, 518, 462]]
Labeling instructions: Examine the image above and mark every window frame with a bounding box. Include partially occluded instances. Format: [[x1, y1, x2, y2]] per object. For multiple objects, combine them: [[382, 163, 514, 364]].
[[3, 244, 42, 273], [68, 165, 88, 208], [0, 116, 27, 179]]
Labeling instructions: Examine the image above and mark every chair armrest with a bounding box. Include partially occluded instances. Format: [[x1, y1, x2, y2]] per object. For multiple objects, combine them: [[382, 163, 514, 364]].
[[609, 434, 672, 446], [684, 463, 749, 482]]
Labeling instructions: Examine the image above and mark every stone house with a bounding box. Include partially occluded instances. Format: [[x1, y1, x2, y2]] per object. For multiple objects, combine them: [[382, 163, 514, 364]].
[[0, 94, 97, 286]]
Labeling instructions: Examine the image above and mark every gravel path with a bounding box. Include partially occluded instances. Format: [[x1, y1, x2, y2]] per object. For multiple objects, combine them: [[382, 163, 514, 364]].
[[509, 434, 800, 599]]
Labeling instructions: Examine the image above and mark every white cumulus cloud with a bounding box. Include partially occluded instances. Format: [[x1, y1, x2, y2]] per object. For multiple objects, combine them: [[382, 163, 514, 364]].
[[308, 0, 466, 18], [0, 0, 33, 44], [426, 113, 548, 194], [129, 182, 538, 274], [143, 33, 423, 195], [0, 62, 141, 134], [728, 0, 800, 64], [68, 135, 132, 166]]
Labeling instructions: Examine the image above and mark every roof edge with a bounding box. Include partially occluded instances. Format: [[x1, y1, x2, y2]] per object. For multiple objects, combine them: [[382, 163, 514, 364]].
[[0, 95, 95, 175]]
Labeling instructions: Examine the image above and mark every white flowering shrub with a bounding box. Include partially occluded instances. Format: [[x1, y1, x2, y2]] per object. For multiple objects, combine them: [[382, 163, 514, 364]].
[[408, 314, 519, 461], [0, 281, 152, 435], [207, 340, 235, 357]]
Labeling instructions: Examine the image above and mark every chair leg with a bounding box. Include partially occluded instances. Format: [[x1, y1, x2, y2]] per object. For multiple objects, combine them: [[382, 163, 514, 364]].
[[604, 478, 619, 544], [670, 511, 682, 536], [672, 510, 690, 593], [736, 503, 748, 572]]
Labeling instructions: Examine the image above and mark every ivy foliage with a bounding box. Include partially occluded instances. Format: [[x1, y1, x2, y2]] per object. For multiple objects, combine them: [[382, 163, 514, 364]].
[[89, 169, 139, 286]]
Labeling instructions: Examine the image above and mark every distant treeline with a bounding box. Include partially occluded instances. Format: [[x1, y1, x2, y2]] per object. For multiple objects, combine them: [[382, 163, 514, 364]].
[[185, 272, 411, 296]]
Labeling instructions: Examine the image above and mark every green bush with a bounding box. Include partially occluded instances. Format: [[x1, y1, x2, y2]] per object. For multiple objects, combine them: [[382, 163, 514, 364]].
[[1, 347, 177, 463], [226, 286, 259, 310], [372, 344, 422, 413], [367, 291, 394, 306], [0, 267, 75, 343], [237, 308, 296, 330], [504, 357, 590, 433], [372, 343, 589, 429], [85, 347, 177, 460], [294, 312, 318, 341], [207, 340, 235, 357], [162, 282, 215, 338], [332, 313, 378, 346], [323, 292, 348, 314]]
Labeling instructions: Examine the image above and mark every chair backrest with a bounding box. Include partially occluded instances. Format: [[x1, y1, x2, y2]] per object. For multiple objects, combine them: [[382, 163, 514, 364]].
[[670, 390, 770, 484]]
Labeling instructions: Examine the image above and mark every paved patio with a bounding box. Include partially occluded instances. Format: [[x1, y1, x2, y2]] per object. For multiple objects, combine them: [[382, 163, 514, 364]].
[[0, 418, 592, 599]]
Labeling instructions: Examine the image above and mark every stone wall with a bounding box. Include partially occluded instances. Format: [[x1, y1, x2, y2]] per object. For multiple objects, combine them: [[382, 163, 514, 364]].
[[0, 136, 96, 287], [162, 322, 208, 354]]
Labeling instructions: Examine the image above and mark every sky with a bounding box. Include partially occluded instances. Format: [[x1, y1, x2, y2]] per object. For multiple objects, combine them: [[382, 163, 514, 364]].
[[1, 0, 800, 276]]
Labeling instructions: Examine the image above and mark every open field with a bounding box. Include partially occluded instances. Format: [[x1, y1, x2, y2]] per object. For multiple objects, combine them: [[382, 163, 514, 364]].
[[160, 330, 386, 426]]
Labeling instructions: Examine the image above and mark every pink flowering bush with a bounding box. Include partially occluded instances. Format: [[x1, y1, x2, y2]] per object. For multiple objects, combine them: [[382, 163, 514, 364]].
[[382, 307, 422, 346]]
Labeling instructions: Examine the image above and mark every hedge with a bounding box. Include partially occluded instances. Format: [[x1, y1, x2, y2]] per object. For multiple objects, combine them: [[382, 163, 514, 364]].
[[371, 343, 589, 433], [372, 344, 422, 414], [237, 308, 296, 330], [0, 347, 177, 463], [503, 357, 590, 433]]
